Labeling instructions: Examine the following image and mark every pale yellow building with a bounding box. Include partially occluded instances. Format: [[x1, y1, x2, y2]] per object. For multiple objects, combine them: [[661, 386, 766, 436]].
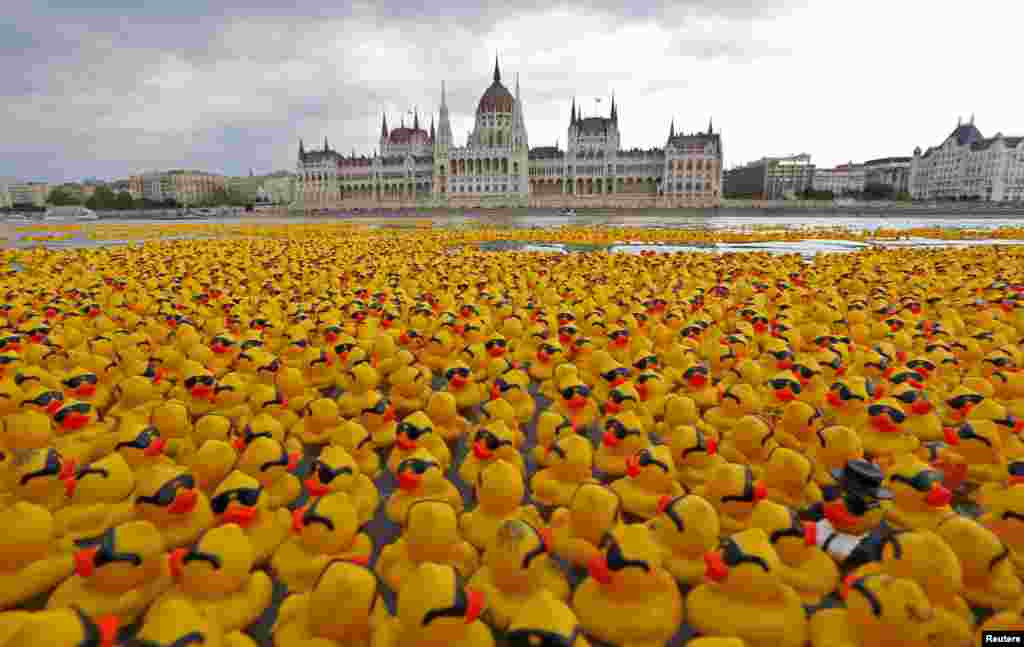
[[9, 182, 50, 207]]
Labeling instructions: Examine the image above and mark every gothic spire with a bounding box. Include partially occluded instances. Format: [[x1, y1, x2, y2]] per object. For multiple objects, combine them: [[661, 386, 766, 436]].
[[708, 116, 713, 134], [381, 113, 388, 138], [413, 107, 419, 130], [611, 93, 617, 122], [430, 116, 435, 140], [570, 97, 576, 126], [298, 138, 304, 157], [324, 137, 329, 151], [441, 81, 447, 109], [669, 119, 675, 139], [493, 55, 501, 83]]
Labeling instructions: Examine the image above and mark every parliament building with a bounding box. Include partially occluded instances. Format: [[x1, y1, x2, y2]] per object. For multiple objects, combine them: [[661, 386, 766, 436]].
[[294, 59, 723, 209]]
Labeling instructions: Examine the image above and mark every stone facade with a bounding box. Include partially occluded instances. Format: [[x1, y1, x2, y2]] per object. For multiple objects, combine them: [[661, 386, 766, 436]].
[[910, 118, 1024, 202], [294, 61, 723, 210]]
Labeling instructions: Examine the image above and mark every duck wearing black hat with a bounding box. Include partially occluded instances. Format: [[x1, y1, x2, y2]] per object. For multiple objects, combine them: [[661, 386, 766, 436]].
[[803, 459, 895, 569]]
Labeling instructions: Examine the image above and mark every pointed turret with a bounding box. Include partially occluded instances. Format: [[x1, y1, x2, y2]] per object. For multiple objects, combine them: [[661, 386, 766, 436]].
[[430, 116, 435, 141], [570, 97, 576, 127], [413, 108, 419, 131], [381, 113, 388, 138], [298, 138, 305, 159], [669, 119, 675, 139], [437, 81, 452, 150], [610, 93, 617, 122], [401, 114, 405, 128], [324, 137, 329, 151], [494, 55, 501, 83], [708, 117, 713, 135]]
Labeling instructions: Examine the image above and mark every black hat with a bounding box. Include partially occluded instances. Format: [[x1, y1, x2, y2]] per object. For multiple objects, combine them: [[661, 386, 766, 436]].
[[830, 459, 892, 500]]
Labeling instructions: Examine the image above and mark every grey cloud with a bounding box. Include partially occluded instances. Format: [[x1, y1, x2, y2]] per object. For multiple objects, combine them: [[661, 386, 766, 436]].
[[3, 0, 802, 181]]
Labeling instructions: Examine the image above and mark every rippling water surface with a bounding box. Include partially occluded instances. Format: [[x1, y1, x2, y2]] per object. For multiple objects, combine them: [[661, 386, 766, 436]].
[[5, 211, 1024, 259]]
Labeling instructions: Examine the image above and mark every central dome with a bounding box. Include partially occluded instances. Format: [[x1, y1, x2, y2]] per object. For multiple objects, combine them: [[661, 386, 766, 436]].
[[477, 58, 514, 114]]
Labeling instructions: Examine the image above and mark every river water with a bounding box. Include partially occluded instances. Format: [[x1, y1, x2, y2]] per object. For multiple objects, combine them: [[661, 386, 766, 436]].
[[5, 211, 1024, 259]]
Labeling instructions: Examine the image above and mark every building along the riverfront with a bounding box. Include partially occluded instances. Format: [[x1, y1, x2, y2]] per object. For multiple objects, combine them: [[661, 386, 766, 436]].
[[294, 59, 723, 210]]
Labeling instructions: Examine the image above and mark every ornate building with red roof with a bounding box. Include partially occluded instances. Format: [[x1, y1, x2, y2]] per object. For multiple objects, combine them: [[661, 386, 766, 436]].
[[293, 59, 724, 208]]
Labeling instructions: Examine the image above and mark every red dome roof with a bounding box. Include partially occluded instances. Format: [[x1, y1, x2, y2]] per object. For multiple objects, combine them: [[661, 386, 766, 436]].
[[477, 80, 514, 114], [387, 127, 430, 145]]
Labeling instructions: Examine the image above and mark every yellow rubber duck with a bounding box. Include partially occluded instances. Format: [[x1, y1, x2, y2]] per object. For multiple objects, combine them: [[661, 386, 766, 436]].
[[291, 397, 342, 445], [701, 462, 768, 536], [386, 449, 463, 525], [459, 421, 525, 486], [824, 376, 875, 429], [0, 606, 122, 647], [935, 515, 1023, 611], [134, 594, 259, 647], [377, 499, 479, 592], [645, 493, 720, 588], [424, 390, 470, 443], [888, 381, 944, 442], [530, 432, 597, 508], [0, 407, 53, 453], [54, 452, 136, 549], [532, 410, 575, 467], [687, 527, 808, 647], [358, 392, 398, 449], [131, 464, 213, 549], [762, 446, 823, 509], [773, 399, 822, 453], [479, 397, 525, 447], [468, 519, 569, 631], [572, 522, 682, 647], [164, 522, 273, 632], [460, 459, 544, 551], [550, 368, 600, 431], [633, 371, 670, 430], [0, 501, 75, 611], [304, 445, 379, 526], [272, 558, 386, 647], [808, 574, 938, 647], [47, 520, 172, 623], [208, 371, 252, 425], [387, 411, 453, 474], [107, 421, 174, 478], [548, 483, 622, 570], [327, 419, 381, 478], [489, 368, 534, 424], [505, 590, 591, 647], [750, 500, 838, 604], [880, 457, 954, 531], [848, 529, 973, 647], [271, 492, 373, 593], [209, 470, 291, 566], [594, 411, 650, 478], [942, 419, 1007, 484], [704, 383, 761, 435], [807, 425, 864, 494], [372, 562, 493, 647], [148, 399, 195, 462], [663, 425, 724, 492], [611, 445, 685, 519], [235, 436, 302, 510], [389, 355, 431, 416], [443, 361, 486, 412]]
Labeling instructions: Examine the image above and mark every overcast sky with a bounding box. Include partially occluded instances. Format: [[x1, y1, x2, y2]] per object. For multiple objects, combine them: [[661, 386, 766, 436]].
[[4, 0, 1021, 183]]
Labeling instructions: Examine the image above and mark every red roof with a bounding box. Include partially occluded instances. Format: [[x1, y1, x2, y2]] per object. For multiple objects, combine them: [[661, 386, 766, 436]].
[[477, 81, 514, 114], [387, 127, 430, 145]]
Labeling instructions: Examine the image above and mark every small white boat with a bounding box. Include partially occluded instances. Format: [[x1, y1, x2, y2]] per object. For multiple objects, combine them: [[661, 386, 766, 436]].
[[559, 208, 577, 217], [43, 206, 98, 221]]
